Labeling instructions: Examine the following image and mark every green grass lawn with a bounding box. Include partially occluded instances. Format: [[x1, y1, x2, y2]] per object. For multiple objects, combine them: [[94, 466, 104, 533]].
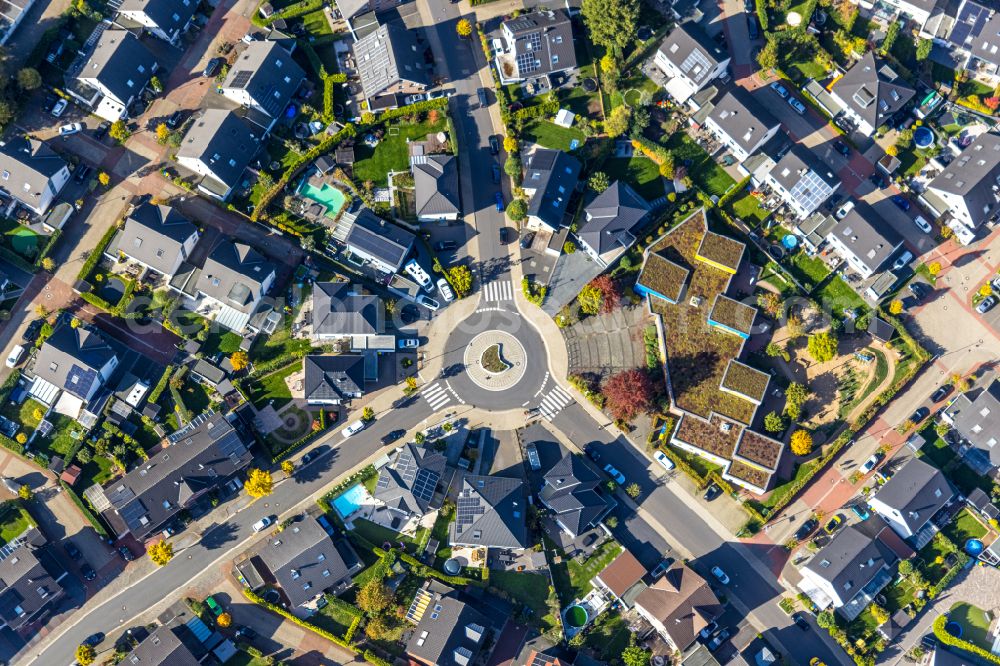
[[522, 120, 587, 152], [918, 429, 955, 469], [730, 192, 770, 225], [78, 454, 118, 488], [949, 602, 993, 651], [581, 610, 631, 661], [603, 156, 664, 201], [353, 117, 448, 185], [552, 539, 622, 606], [666, 133, 735, 197], [247, 362, 300, 409], [884, 577, 917, 613], [489, 570, 558, 630], [0, 502, 34, 545], [0, 218, 42, 260], [943, 508, 988, 544], [37, 414, 83, 458], [178, 378, 212, 417], [300, 9, 332, 37], [310, 597, 361, 639], [787, 251, 830, 286], [815, 274, 866, 318], [1, 398, 45, 438], [227, 650, 272, 666]]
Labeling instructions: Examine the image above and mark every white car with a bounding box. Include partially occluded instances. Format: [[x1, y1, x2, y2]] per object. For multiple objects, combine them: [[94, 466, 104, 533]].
[[859, 454, 880, 474], [252, 516, 272, 532], [58, 123, 82, 136], [835, 201, 855, 220], [710, 566, 730, 584], [417, 294, 440, 311], [653, 451, 675, 471], [5, 344, 24, 369], [914, 216, 932, 234], [788, 97, 807, 114], [436, 278, 455, 302], [892, 250, 914, 271], [404, 259, 432, 289], [341, 419, 366, 438], [50, 99, 68, 117]]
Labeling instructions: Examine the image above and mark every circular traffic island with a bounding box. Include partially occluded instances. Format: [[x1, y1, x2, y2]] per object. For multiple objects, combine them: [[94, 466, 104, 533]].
[[481, 344, 511, 373], [464, 331, 526, 391]]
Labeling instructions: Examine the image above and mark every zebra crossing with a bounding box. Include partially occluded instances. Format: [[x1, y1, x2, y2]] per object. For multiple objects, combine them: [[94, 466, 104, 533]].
[[538, 385, 574, 421], [481, 279, 514, 303], [422, 382, 453, 411]]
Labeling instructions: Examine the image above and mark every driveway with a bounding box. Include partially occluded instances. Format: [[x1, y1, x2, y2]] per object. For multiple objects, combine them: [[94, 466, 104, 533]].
[[1, 0, 72, 67]]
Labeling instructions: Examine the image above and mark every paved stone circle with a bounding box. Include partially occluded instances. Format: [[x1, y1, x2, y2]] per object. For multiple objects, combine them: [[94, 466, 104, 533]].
[[463, 330, 527, 391]]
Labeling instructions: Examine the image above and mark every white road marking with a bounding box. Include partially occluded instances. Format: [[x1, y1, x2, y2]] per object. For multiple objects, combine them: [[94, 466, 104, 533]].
[[538, 385, 573, 421], [422, 382, 452, 411], [481, 279, 514, 303]]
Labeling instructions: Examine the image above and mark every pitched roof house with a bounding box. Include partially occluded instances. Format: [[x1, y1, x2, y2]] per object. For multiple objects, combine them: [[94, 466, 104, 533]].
[[352, 22, 429, 110], [118, 0, 197, 43], [0, 137, 71, 216], [29, 323, 118, 406], [335, 208, 415, 274], [522, 148, 581, 232], [116, 201, 199, 277], [941, 377, 1000, 467], [333, 0, 398, 22], [703, 88, 781, 162], [824, 206, 903, 279], [495, 9, 576, 84], [633, 561, 723, 652], [451, 475, 528, 549], [829, 52, 914, 137], [0, 529, 68, 636], [593, 550, 646, 602], [220, 41, 305, 121], [90, 411, 253, 540], [869, 457, 954, 545], [405, 582, 490, 666], [311, 281, 393, 350], [760, 144, 840, 219], [303, 355, 365, 406], [798, 525, 898, 620], [175, 109, 259, 200], [653, 23, 730, 104], [124, 626, 200, 666], [192, 240, 276, 332], [412, 154, 460, 221], [927, 132, 1000, 237], [374, 444, 447, 533], [576, 181, 651, 267], [537, 453, 616, 537], [75, 29, 159, 121]]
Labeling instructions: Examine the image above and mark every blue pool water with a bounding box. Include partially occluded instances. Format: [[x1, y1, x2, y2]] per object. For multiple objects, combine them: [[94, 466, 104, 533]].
[[332, 483, 366, 518]]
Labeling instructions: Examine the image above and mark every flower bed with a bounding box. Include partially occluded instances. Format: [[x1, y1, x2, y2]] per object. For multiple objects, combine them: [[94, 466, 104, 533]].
[[481, 344, 510, 373]]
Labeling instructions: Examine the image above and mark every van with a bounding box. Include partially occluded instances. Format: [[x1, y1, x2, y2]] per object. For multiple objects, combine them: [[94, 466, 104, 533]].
[[5, 345, 24, 368], [341, 419, 366, 438]]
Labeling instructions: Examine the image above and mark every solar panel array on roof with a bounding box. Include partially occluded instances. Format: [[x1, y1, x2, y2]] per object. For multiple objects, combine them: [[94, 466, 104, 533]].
[[412, 468, 438, 503], [397, 449, 418, 484], [119, 498, 150, 530], [230, 70, 253, 89], [65, 365, 98, 398], [526, 32, 541, 50], [516, 51, 539, 74], [456, 493, 485, 528], [789, 169, 835, 213], [680, 49, 712, 83], [952, 0, 990, 47], [348, 227, 406, 265]]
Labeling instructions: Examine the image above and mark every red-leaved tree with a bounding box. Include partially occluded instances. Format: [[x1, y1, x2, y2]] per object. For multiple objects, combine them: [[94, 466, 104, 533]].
[[603, 368, 654, 421], [986, 96, 1000, 111], [590, 275, 620, 313]]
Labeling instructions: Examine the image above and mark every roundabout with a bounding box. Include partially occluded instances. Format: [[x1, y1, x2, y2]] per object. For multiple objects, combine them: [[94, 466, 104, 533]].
[[463, 331, 526, 390]]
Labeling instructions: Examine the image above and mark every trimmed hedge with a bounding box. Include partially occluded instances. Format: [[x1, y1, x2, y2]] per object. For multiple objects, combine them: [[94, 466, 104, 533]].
[[60, 480, 110, 539], [932, 614, 1000, 664], [77, 223, 121, 282], [398, 551, 484, 588], [243, 588, 353, 649], [252, 0, 323, 25], [148, 364, 175, 405]]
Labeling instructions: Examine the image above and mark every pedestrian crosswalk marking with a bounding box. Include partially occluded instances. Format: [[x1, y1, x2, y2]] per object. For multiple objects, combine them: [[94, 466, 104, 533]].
[[422, 382, 452, 411], [481, 280, 514, 303], [538, 385, 573, 421]]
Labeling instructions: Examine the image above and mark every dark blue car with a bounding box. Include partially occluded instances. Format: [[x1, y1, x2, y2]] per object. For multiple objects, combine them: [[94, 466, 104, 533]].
[[492, 164, 501, 184], [495, 192, 504, 211], [891, 195, 911, 211]]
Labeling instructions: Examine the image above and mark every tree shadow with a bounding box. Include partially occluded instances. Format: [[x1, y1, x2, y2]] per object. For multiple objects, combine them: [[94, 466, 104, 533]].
[[200, 521, 240, 550]]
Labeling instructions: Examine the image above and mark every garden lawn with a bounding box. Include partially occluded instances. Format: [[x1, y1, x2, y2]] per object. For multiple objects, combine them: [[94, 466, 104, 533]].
[[665, 133, 735, 197], [918, 430, 955, 469], [227, 651, 272, 666], [0, 502, 34, 546], [179, 378, 212, 417], [353, 116, 449, 185], [38, 414, 82, 458], [667, 443, 723, 479], [78, 455, 117, 489], [247, 363, 299, 409], [1, 398, 44, 436], [310, 598, 360, 639], [0, 218, 41, 260], [582, 611, 631, 661], [815, 274, 866, 317], [522, 120, 587, 152], [603, 156, 665, 201], [943, 507, 988, 545], [489, 570, 559, 630], [730, 193, 770, 225], [552, 539, 622, 606], [949, 602, 993, 651], [787, 251, 830, 286], [300, 9, 332, 37]]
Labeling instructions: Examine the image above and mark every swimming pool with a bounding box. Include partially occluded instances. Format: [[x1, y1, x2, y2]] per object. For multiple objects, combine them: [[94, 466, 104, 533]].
[[298, 180, 348, 218], [332, 483, 366, 518]]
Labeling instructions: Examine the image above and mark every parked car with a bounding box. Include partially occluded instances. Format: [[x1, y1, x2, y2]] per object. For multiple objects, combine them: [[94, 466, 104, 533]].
[[404, 259, 432, 289], [910, 406, 930, 424], [74, 165, 92, 184], [710, 566, 730, 584], [341, 420, 366, 439], [58, 123, 83, 136], [707, 627, 731, 651], [835, 201, 855, 220], [234, 626, 256, 641], [851, 504, 871, 520], [495, 192, 505, 212], [908, 281, 929, 300], [788, 97, 807, 114], [80, 561, 96, 581], [824, 514, 843, 534], [206, 595, 224, 616], [698, 620, 719, 641], [653, 450, 675, 471], [869, 172, 887, 189], [117, 545, 135, 561], [398, 338, 419, 349], [859, 453, 881, 474], [50, 99, 68, 117], [977, 295, 997, 314], [166, 110, 186, 129], [794, 517, 819, 541], [914, 215, 932, 234], [22, 319, 43, 343], [417, 294, 440, 311], [793, 613, 811, 631], [478, 88, 490, 107], [520, 232, 535, 249], [770, 82, 789, 98], [381, 430, 405, 445], [252, 516, 273, 532], [603, 464, 625, 484], [5, 344, 25, 369], [743, 0, 753, 10], [436, 277, 455, 303], [650, 556, 674, 580], [931, 385, 953, 403], [489, 135, 500, 154], [203, 57, 224, 77], [703, 483, 722, 501], [585, 445, 601, 462], [491, 164, 501, 184], [893, 250, 914, 271], [747, 15, 759, 39], [83, 632, 105, 647], [833, 140, 850, 156], [64, 541, 82, 561], [891, 194, 911, 211], [499, 226, 509, 243], [94, 121, 111, 140], [434, 240, 457, 252], [921, 634, 938, 650]]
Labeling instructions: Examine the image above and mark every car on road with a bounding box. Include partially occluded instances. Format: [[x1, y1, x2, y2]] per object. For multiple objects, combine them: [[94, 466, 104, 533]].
[[478, 88, 490, 107], [341, 419, 366, 439], [434, 240, 457, 252], [203, 57, 224, 77], [892, 250, 913, 271], [698, 620, 719, 641], [835, 201, 855, 220], [80, 561, 96, 581], [703, 483, 722, 501], [417, 294, 440, 311], [910, 406, 930, 424], [603, 464, 625, 484], [64, 541, 82, 561], [58, 123, 83, 135], [585, 445, 601, 462], [50, 99, 68, 117], [404, 259, 432, 290], [118, 545, 135, 561], [491, 164, 501, 184], [824, 514, 843, 534], [891, 194, 911, 211], [991, 275, 1000, 294], [83, 632, 105, 647], [301, 447, 325, 465], [252, 516, 273, 532], [398, 338, 419, 349], [653, 450, 675, 471], [788, 97, 807, 114], [710, 566, 730, 584], [914, 215, 932, 234], [495, 192, 505, 211], [5, 344, 24, 369], [381, 429, 405, 445], [931, 385, 953, 403], [707, 627, 731, 651], [489, 135, 500, 154], [977, 295, 997, 314], [499, 227, 509, 243], [793, 613, 811, 630], [833, 140, 850, 156], [74, 164, 92, 184], [436, 278, 455, 303], [747, 15, 759, 39], [94, 121, 110, 140], [770, 82, 789, 98], [794, 517, 819, 541], [860, 453, 881, 474], [166, 110, 186, 129]]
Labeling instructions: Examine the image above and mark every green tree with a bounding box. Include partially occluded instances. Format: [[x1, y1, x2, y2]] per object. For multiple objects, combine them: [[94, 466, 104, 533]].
[[816, 610, 835, 630], [448, 265, 473, 297], [621, 645, 651, 666], [605, 515, 618, 528], [764, 411, 784, 433], [578, 284, 602, 315], [916, 38, 932, 61], [244, 468, 273, 498], [109, 120, 131, 143], [898, 559, 914, 577], [581, 0, 638, 54], [281, 460, 294, 476], [18, 484, 32, 501], [357, 580, 393, 615], [149, 75, 163, 93], [17, 68, 41, 90], [757, 38, 778, 71], [870, 603, 890, 625], [506, 198, 527, 221], [625, 482, 641, 499], [588, 171, 610, 192], [765, 342, 783, 357], [629, 106, 650, 138], [504, 154, 522, 179], [807, 330, 838, 363], [604, 105, 631, 138]]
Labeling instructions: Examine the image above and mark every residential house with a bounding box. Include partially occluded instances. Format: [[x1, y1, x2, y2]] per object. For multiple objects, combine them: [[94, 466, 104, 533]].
[[593, 550, 646, 604], [118, 0, 197, 44], [537, 453, 616, 537], [239, 517, 362, 615], [653, 23, 730, 104], [89, 411, 253, 540], [927, 132, 1000, 241], [123, 626, 199, 666], [633, 561, 723, 653], [220, 41, 305, 123], [303, 355, 365, 406], [869, 457, 954, 546], [412, 154, 460, 222], [793, 211, 838, 255], [941, 377, 1000, 469], [175, 109, 259, 201], [494, 9, 576, 85], [761, 144, 839, 219], [191, 240, 276, 332], [0, 136, 70, 216], [828, 52, 914, 137], [115, 201, 199, 278], [860, 0, 938, 27], [825, 206, 903, 279], [798, 525, 898, 620], [930, 645, 985, 666], [334, 208, 415, 274], [29, 323, 119, 414], [0, 529, 68, 636], [575, 181, 651, 267], [450, 475, 528, 550], [522, 148, 581, 232], [703, 89, 780, 162], [352, 22, 429, 111], [372, 444, 447, 534], [333, 0, 397, 22], [311, 281, 393, 351], [404, 581, 490, 666], [965, 8, 1000, 80], [75, 29, 159, 121]]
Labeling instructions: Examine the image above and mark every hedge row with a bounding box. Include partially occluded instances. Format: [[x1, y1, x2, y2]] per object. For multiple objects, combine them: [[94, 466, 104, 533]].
[[755, 0, 768, 31], [60, 480, 110, 539], [511, 97, 559, 124], [631, 137, 673, 177], [718, 176, 751, 210], [398, 551, 485, 588], [932, 615, 1000, 664], [34, 229, 61, 269], [77, 223, 121, 282], [252, 0, 323, 26], [148, 364, 175, 405], [269, 419, 324, 463], [0, 247, 34, 275], [249, 351, 310, 378], [243, 588, 353, 649]]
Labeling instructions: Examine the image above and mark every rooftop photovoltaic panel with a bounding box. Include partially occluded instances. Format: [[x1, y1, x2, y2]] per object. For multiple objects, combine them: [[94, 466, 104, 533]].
[[65, 365, 98, 397], [789, 170, 835, 213], [230, 70, 253, 89], [680, 49, 712, 83], [456, 495, 485, 527], [348, 227, 407, 264], [516, 52, 540, 74], [375, 471, 392, 491], [412, 469, 439, 502], [526, 32, 541, 51], [119, 500, 150, 529], [953, 0, 990, 47], [396, 450, 418, 484]]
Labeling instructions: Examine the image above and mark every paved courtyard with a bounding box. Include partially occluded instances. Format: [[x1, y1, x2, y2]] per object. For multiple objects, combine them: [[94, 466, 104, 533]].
[[562, 305, 654, 381]]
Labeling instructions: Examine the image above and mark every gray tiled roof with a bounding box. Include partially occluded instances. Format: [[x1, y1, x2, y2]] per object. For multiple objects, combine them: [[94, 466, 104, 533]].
[[0, 530, 66, 632], [970, 11, 1000, 66], [578, 181, 651, 257], [119, 202, 198, 275], [832, 51, 914, 129], [303, 355, 365, 403], [223, 41, 305, 117], [195, 240, 275, 313], [502, 9, 576, 78], [706, 88, 780, 154], [341, 208, 415, 271], [928, 132, 1000, 229], [803, 525, 897, 595], [374, 443, 447, 518], [312, 282, 383, 337], [406, 582, 490, 666], [656, 22, 726, 87], [124, 627, 199, 666], [767, 144, 839, 210], [872, 457, 952, 534], [413, 154, 460, 218], [119, 0, 197, 37], [80, 29, 158, 104], [451, 475, 528, 549], [177, 110, 259, 191], [353, 22, 429, 99], [525, 148, 581, 229], [950, 379, 1000, 464], [34, 324, 115, 400], [334, 0, 369, 20], [0, 137, 68, 211], [538, 454, 616, 537], [827, 207, 902, 275]]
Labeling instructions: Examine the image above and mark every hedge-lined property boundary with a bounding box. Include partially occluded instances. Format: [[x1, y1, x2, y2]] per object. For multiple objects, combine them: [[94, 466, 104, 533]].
[[932, 615, 1000, 664], [60, 480, 109, 539]]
